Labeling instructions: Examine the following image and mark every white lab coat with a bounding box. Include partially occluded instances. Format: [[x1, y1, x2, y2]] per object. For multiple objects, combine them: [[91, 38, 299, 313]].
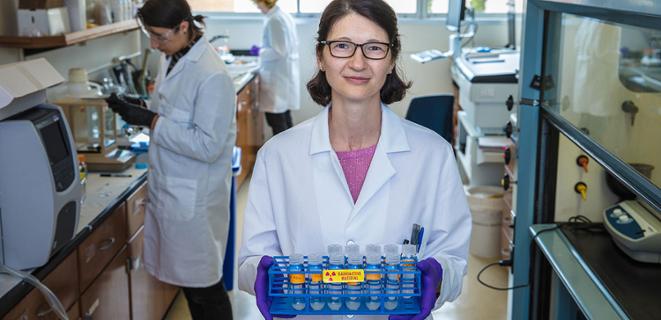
[[143, 36, 237, 287], [259, 5, 300, 113], [238, 105, 471, 319]]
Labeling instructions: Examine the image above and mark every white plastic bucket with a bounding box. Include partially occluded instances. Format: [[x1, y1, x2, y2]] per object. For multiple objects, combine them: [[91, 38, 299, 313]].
[[466, 186, 504, 258]]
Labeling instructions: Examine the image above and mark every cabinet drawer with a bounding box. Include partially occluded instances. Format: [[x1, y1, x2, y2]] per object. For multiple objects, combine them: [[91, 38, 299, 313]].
[[128, 228, 179, 320], [80, 247, 130, 320], [3, 251, 79, 320], [126, 182, 148, 238], [78, 203, 127, 292], [67, 302, 80, 320]]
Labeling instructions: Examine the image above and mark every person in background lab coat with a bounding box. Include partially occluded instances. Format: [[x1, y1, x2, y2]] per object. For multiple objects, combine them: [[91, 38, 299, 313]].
[[253, 0, 300, 135], [238, 0, 471, 319], [105, 0, 235, 318]]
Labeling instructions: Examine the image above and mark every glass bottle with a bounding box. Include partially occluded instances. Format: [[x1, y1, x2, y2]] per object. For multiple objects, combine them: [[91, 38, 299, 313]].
[[327, 244, 344, 311], [365, 244, 383, 311], [288, 253, 306, 311], [344, 244, 363, 311], [384, 244, 401, 311], [307, 253, 325, 311]]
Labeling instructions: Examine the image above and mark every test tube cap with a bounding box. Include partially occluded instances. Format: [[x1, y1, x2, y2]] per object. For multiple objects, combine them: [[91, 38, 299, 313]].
[[289, 253, 304, 265]]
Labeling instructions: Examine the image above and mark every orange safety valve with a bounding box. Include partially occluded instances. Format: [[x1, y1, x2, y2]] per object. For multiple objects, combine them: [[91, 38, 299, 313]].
[[576, 155, 589, 173], [574, 182, 588, 201]]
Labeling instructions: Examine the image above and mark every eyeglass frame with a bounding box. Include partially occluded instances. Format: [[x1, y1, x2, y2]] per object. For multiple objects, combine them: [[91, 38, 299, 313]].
[[136, 17, 181, 43], [319, 40, 393, 60]]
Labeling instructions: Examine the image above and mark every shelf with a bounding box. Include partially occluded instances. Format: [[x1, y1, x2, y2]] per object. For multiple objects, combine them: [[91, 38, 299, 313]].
[[0, 20, 138, 49]]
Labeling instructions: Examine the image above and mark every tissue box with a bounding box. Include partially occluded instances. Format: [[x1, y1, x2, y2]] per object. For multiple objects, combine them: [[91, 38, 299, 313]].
[[18, 0, 65, 9], [17, 8, 71, 36]]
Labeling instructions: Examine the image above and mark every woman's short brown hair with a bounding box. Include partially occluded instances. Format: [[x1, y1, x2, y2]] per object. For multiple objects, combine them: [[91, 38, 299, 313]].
[[307, 0, 411, 106], [252, 0, 277, 9]]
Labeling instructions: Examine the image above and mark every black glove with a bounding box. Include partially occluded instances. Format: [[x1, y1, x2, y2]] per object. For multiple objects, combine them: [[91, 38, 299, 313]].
[[120, 94, 146, 107], [105, 93, 156, 127]]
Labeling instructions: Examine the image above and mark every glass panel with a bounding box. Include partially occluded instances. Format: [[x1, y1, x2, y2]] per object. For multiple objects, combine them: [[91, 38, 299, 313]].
[[70, 105, 101, 152], [428, 0, 524, 14], [300, 0, 332, 13], [103, 106, 116, 148], [544, 13, 661, 189]]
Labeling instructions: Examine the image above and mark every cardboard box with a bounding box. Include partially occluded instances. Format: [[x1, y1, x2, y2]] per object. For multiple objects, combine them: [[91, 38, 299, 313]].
[[18, 0, 65, 10], [17, 8, 71, 36]]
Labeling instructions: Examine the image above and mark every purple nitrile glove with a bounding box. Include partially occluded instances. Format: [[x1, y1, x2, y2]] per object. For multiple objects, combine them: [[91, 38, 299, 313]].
[[389, 258, 443, 320], [255, 256, 296, 320], [250, 44, 261, 56]]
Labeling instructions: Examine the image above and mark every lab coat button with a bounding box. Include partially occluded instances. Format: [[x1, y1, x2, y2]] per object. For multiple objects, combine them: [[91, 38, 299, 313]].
[[346, 240, 355, 246]]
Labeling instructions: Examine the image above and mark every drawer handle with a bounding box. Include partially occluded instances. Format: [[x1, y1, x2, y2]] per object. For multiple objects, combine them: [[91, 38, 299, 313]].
[[133, 198, 148, 214], [36, 305, 52, 317], [98, 237, 116, 251]]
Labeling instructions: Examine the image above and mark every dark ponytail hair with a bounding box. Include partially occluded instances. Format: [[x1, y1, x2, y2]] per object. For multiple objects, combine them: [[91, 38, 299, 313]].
[[307, 0, 411, 106], [137, 0, 206, 38]]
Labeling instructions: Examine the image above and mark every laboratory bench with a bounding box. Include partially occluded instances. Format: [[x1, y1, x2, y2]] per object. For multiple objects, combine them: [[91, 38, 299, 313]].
[[0, 167, 180, 320], [0, 70, 263, 319], [531, 224, 661, 320]]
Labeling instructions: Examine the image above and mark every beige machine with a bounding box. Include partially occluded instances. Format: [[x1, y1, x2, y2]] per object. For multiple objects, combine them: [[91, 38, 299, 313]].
[[54, 97, 135, 172]]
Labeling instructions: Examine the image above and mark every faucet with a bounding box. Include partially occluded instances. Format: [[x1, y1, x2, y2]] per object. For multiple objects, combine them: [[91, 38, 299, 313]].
[[209, 34, 230, 44]]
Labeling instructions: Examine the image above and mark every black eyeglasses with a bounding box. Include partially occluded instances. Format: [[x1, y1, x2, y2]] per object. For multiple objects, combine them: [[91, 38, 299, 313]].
[[320, 40, 392, 60]]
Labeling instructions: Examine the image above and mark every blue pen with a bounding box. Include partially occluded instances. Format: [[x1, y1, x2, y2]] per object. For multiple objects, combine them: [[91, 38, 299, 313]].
[[416, 227, 424, 253]]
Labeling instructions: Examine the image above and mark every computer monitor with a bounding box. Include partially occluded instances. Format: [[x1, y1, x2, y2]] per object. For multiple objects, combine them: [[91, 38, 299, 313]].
[[446, 0, 466, 32]]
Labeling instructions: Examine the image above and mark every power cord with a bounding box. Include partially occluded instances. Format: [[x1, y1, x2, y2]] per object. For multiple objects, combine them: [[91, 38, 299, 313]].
[[476, 215, 597, 291], [0, 264, 69, 320]]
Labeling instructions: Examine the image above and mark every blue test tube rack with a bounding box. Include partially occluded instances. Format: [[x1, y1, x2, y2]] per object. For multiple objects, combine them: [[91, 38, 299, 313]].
[[268, 255, 422, 316]]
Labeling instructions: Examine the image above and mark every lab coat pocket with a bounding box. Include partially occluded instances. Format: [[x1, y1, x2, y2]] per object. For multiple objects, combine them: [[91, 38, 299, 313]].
[[168, 107, 192, 126], [159, 176, 198, 221]]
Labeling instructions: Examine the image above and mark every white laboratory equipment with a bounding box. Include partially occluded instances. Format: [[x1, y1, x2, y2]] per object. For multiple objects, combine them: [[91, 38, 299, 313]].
[[603, 200, 661, 264], [0, 59, 82, 270]]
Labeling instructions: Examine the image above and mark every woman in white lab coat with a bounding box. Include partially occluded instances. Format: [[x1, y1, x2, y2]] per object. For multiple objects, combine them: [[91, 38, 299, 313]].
[[238, 0, 471, 319], [105, 0, 235, 318], [253, 0, 300, 135]]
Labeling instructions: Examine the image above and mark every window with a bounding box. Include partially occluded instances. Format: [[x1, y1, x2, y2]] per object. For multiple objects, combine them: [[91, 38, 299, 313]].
[[188, 0, 522, 15], [428, 0, 524, 14]]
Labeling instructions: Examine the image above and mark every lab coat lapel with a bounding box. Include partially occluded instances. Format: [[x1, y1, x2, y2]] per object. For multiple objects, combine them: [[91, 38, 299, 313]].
[[351, 105, 410, 219], [309, 107, 354, 204]]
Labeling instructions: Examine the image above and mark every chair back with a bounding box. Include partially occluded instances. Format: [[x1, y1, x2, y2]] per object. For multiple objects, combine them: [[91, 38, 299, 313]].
[[405, 94, 454, 142]]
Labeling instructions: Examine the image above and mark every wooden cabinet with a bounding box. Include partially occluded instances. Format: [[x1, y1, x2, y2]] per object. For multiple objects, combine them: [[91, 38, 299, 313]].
[[236, 76, 264, 188], [127, 227, 178, 320], [3, 251, 79, 320], [126, 183, 148, 238], [78, 203, 127, 292], [80, 247, 130, 320]]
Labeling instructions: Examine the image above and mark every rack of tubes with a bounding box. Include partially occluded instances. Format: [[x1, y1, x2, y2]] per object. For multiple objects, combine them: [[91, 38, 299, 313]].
[[268, 255, 421, 315]]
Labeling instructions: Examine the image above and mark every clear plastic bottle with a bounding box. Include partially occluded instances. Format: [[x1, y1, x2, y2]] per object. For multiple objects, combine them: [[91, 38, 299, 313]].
[[327, 244, 344, 311], [401, 244, 417, 300], [307, 253, 325, 311], [384, 244, 401, 311], [77, 154, 87, 204], [344, 244, 363, 311], [365, 244, 383, 311], [288, 253, 306, 311]]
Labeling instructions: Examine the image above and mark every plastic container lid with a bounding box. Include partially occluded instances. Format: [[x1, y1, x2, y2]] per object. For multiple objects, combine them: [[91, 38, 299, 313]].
[[289, 253, 303, 265], [384, 244, 400, 264], [308, 253, 323, 265], [328, 244, 344, 265], [345, 244, 361, 265], [365, 244, 382, 265], [402, 244, 417, 258]]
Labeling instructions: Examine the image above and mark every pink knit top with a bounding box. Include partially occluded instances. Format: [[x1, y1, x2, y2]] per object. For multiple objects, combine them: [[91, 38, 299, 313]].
[[335, 144, 377, 203]]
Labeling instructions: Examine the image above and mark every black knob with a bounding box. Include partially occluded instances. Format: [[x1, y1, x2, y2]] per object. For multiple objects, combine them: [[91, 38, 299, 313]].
[[504, 147, 512, 165], [504, 121, 513, 138], [502, 174, 511, 191], [506, 95, 514, 111]]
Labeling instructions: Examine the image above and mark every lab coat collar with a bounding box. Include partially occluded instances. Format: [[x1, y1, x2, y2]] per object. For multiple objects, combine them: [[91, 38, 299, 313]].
[[265, 5, 279, 18], [164, 35, 208, 80], [309, 103, 410, 155]]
